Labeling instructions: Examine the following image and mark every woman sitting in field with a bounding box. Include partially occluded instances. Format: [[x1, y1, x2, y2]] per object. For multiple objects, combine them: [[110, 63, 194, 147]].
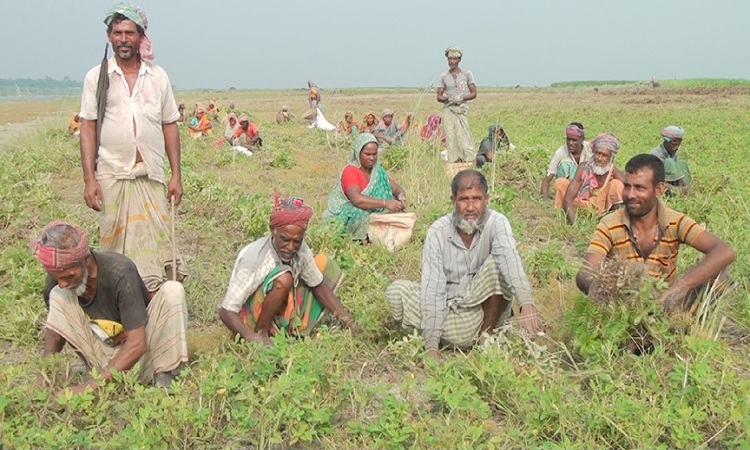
[[336, 112, 359, 135], [420, 113, 446, 145], [324, 133, 406, 241], [212, 113, 239, 147], [360, 111, 378, 134]]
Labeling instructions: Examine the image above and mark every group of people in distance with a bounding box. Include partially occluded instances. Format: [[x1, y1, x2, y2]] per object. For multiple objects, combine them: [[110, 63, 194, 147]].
[[541, 123, 693, 224], [36, 2, 736, 396]]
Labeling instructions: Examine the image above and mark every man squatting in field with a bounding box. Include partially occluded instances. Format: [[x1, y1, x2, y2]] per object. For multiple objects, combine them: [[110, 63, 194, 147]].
[[78, 3, 187, 295], [561, 133, 625, 224], [650, 125, 692, 192], [386, 170, 543, 361], [218, 195, 361, 343], [437, 46, 477, 163], [33, 221, 188, 391], [576, 154, 735, 314]]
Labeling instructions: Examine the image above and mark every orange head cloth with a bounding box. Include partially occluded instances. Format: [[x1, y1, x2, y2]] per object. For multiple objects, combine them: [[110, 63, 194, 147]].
[[269, 194, 313, 230], [29, 220, 90, 271]]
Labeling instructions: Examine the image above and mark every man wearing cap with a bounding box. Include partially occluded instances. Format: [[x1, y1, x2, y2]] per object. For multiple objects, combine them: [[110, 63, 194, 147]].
[[33, 221, 188, 391], [218, 195, 360, 343], [373, 109, 412, 146], [232, 114, 262, 147], [78, 3, 187, 294], [437, 46, 477, 163], [561, 133, 625, 224], [541, 122, 593, 201], [650, 125, 691, 190]]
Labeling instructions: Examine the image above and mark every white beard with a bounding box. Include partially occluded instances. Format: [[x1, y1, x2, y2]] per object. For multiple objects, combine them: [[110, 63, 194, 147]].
[[453, 207, 489, 235], [68, 265, 89, 297], [593, 162, 612, 176]]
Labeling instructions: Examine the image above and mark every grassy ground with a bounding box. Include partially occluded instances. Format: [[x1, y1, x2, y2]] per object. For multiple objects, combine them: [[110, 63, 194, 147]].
[[1, 87, 750, 449]]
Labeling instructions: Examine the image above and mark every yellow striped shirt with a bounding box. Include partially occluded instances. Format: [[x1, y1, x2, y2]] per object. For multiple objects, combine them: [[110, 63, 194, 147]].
[[585, 201, 705, 282]]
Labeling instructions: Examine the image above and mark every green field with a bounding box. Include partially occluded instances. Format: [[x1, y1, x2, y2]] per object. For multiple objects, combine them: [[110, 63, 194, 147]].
[[1, 87, 749, 448]]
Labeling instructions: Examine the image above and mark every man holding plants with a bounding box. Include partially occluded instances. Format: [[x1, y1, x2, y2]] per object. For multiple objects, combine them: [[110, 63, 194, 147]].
[[218, 195, 360, 343], [32, 221, 188, 391], [437, 46, 477, 163], [386, 170, 543, 360], [576, 154, 735, 313], [79, 3, 187, 295]]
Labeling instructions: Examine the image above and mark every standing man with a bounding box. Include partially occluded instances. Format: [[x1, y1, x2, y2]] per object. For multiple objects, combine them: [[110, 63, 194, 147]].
[[437, 46, 477, 163], [79, 3, 187, 294]]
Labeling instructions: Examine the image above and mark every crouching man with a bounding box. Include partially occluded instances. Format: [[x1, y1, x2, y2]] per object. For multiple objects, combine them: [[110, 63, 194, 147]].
[[386, 170, 543, 360], [33, 221, 188, 392], [218, 195, 360, 343]]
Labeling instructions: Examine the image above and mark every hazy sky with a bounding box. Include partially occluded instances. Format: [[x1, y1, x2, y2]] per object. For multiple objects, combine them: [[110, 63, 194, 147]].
[[2, 1, 748, 90]]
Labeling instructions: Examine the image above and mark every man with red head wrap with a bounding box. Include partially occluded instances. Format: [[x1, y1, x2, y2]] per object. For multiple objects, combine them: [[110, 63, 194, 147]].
[[31, 221, 188, 392], [219, 195, 360, 343]]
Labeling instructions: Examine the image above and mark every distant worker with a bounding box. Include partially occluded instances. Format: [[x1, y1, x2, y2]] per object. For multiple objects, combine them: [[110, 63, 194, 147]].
[[437, 46, 477, 162], [276, 105, 293, 124], [540, 122, 592, 200], [650, 125, 691, 191]]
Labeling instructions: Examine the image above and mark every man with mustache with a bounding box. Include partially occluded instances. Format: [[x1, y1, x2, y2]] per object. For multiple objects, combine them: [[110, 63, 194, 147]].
[[650, 125, 692, 191], [77, 3, 186, 295], [576, 154, 734, 313], [386, 170, 543, 360], [218, 195, 360, 344], [34, 221, 188, 391], [561, 133, 625, 224], [541, 122, 592, 201]]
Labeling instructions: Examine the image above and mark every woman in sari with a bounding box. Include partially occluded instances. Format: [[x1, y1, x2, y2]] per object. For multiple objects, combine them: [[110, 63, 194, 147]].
[[420, 113, 446, 145], [324, 133, 406, 241], [360, 111, 378, 133], [336, 111, 360, 135]]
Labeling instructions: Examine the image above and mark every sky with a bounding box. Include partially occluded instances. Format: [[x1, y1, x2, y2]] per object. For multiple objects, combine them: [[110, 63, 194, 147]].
[[1, 0, 749, 90]]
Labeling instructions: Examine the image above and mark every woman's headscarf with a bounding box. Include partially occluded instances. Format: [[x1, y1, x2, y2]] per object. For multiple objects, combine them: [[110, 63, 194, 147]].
[[351, 133, 378, 167], [425, 114, 441, 132]]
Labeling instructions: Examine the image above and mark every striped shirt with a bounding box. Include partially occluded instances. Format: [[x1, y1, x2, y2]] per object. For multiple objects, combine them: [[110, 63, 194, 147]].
[[585, 201, 705, 281], [220, 236, 324, 313], [421, 210, 534, 350]]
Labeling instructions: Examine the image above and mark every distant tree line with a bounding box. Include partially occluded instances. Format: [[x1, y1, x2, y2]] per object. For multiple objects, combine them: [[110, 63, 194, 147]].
[[0, 77, 82, 97]]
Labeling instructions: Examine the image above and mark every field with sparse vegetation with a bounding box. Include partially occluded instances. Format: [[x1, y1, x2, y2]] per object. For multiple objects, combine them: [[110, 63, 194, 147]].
[[1, 84, 750, 449]]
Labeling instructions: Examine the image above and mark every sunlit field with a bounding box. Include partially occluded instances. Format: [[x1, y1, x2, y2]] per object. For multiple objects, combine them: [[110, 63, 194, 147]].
[[1, 84, 750, 448]]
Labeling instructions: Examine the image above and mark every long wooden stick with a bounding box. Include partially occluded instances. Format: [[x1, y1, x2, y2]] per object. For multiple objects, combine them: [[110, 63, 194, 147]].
[[170, 195, 177, 282]]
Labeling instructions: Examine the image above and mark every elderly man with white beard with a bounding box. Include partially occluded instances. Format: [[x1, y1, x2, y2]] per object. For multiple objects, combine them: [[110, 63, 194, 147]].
[[561, 133, 625, 224], [386, 170, 543, 361]]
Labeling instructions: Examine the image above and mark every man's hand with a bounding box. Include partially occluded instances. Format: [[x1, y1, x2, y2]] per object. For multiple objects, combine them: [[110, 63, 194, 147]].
[[167, 176, 183, 206], [425, 349, 443, 362], [518, 305, 544, 335], [341, 316, 363, 334], [658, 286, 686, 314], [84, 180, 103, 212]]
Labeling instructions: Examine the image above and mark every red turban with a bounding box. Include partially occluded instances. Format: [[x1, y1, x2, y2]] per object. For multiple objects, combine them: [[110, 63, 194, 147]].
[[29, 221, 90, 271], [269, 194, 313, 230]]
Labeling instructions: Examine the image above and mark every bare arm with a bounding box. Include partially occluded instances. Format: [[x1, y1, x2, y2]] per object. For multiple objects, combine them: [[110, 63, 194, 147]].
[[218, 307, 267, 343], [310, 282, 358, 330], [464, 83, 477, 102], [390, 179, 406, 201], [74, 326, 147, 391], [80, 119, 102, 211], [540, 174, 554, 199], [612, 166, 626, 183], [563, 166, 585, 224], [344, 185, 404, 212], [670, 231, 736, 294], [576, 252, 605, 295], [163, 122, 183, 206], [436, 86, 448, 104], [42, 328, 66, 356]]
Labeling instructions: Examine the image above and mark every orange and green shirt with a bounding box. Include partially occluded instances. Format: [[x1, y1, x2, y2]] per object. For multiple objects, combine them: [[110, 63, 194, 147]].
[[585, 201, 705, 282]]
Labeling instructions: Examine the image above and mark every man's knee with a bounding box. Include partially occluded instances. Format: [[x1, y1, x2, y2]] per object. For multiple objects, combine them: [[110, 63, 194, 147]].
[[271, 271, 293, 293], [157, 281, 186, 306]]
